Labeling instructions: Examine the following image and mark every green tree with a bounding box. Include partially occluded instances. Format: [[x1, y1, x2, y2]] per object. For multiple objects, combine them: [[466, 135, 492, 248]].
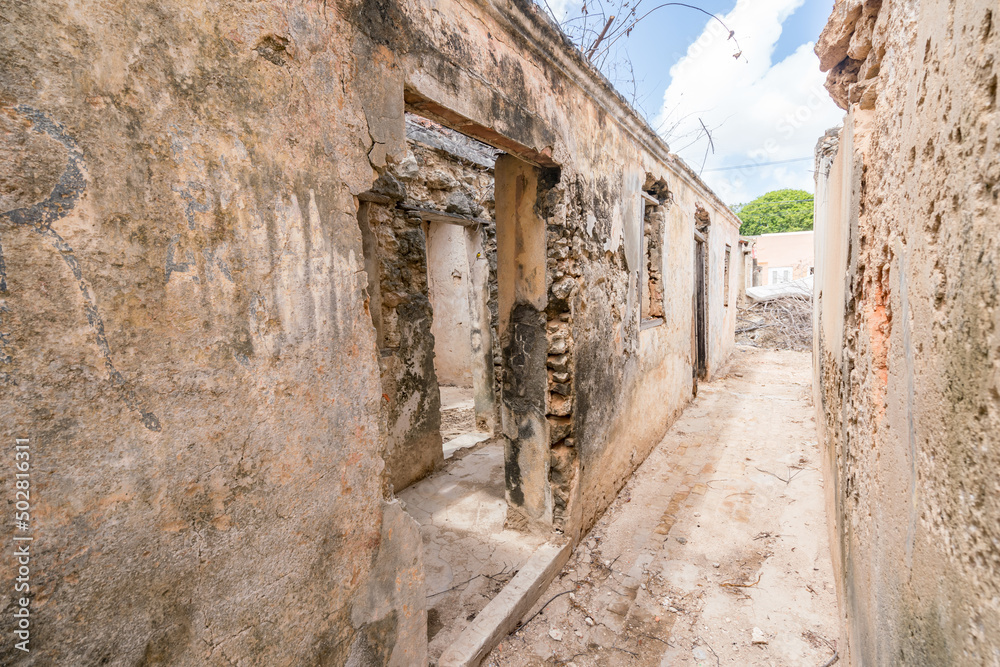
[[732, 189, 814, 235]]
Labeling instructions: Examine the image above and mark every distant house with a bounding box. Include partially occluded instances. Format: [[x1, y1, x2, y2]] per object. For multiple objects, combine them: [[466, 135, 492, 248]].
[[751, 230, 814, 285]]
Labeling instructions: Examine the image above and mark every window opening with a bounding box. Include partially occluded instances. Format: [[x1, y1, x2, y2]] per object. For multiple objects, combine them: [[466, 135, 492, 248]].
[[769, 266, 793, 284], [640, 191, 665, 326], [724, 244, 731, 307]]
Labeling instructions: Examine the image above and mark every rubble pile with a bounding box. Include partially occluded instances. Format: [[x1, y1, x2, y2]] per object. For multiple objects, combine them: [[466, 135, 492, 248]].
[[737, 294, 813, 351]]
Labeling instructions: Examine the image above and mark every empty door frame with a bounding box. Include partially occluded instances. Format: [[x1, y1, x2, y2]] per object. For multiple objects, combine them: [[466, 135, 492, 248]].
[[403, 93, 559, 527], [419, 212, 496, 432]]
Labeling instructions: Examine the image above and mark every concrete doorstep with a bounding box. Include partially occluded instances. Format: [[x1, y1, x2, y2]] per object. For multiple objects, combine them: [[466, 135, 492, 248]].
[[437, 539, 573, 667], [442, 431, 492, 459]]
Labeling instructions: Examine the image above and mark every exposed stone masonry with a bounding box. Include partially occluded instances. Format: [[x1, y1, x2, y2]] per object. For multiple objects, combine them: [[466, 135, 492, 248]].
[[359, 192, 443, 492], [541, 179, 578, 531], [643, 204, 666, 319], [694, 203, 711, 231], [360, 116, 500, 491], [816, 0, 884, 109]]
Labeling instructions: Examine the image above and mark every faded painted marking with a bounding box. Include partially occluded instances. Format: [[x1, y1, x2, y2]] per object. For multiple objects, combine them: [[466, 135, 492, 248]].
[[0, 106, 161, 432], [172, 181, 211, 230], [165, 234, 192, 282], [202, 246, 234, 282], [0, 302, 12, 366], [0, 106, 86, 228], [0, 300, 11, 388]]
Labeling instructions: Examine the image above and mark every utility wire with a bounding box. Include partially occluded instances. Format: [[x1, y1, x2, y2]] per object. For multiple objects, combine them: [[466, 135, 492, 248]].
[[703, 157, 813, 172]]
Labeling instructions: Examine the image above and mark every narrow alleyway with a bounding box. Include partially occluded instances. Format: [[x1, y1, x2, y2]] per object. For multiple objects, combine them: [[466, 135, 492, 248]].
[[484, 347, 839, 666]]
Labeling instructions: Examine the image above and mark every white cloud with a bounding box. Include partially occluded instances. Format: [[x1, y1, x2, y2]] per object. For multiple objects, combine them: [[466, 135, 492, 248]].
[[540, 0, 582, 21], [657, 0, 844, 204]]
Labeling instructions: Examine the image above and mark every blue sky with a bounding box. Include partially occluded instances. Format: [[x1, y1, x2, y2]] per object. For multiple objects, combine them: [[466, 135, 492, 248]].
[[542, 0, 844, 204]]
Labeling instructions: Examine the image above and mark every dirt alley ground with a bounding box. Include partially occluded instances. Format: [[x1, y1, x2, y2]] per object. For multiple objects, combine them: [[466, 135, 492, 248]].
[[482, 346, 840, 666]]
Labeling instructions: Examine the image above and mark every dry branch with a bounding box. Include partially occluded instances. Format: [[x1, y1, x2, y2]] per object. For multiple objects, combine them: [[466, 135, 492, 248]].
[[736, 293, 812, 351], [720, 572, 762, 588]]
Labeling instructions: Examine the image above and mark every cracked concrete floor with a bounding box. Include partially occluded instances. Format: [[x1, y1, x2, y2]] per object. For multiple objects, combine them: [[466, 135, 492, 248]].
[[484, 347, 840, 666], [399, 439, 549, 663]]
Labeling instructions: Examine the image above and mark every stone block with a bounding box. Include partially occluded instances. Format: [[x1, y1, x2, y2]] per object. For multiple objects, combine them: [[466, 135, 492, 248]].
[[549, 381, 571, 396], [547, 354, 570, 372], [438, 541, 572, 667], [548, 394, 573, 417], [548, 416, 573, 444]]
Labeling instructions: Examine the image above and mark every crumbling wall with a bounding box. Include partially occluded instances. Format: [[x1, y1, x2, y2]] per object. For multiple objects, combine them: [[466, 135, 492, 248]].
[[359, 191, 444, 493], [643, 204, 666, 319], [371, 0, 742, 535], [815, 0, 1000, 663], [546, 162, 739, 534], [0, 1, 427, 664]]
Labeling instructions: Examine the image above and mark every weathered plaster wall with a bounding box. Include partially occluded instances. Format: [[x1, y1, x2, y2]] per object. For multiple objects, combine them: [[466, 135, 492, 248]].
[[815, 0, 1000, 663], [0, 1, 427, 664], [495, 154, 553, 526], [704, 206, 741, 381], [427, 219, 476, 387]]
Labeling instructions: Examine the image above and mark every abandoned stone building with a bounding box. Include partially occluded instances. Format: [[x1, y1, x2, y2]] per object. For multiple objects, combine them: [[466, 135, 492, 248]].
[[0, 0, 747, 664], [814, 0, 1000, 663], [6, 0, 998, 663]]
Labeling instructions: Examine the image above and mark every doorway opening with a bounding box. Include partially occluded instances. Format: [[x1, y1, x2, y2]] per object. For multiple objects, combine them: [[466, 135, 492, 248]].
[[359, 107, 560, 660], [357, 113, 502, 494], [423, 219, 494, 458]]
